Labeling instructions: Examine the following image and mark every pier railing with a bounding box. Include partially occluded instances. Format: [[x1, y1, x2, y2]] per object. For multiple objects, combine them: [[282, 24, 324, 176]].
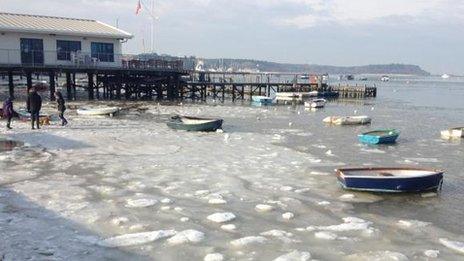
[[0, 49, 183, 71]]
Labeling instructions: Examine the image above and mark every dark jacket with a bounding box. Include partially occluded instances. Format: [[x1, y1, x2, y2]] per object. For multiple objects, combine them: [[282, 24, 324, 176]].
[[2, 98, 14, 118], [57, 97, 66, 112], [27, 91, 42, 113]]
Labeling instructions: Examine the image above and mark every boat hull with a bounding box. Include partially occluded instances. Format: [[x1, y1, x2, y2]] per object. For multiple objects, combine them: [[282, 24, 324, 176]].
[[167, 117, 223, 132], [77, 107, 119, 116], [336, 168, 444, 193], [251, 96, 273, 105], [358, 130, 400, 144]]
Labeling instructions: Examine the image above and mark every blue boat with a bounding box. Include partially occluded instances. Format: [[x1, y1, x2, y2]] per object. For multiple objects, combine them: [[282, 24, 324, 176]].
[[358, 129, 400, 144], [336, 167, 444, 193], [251, 96, 273, 105]]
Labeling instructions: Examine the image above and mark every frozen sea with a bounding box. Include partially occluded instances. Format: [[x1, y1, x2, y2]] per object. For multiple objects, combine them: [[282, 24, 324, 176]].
[[0, 75, 464, 260]]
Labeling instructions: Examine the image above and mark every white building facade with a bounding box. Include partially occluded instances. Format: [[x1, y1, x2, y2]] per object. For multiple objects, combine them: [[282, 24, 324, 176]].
[[0, 13, 133, 67]]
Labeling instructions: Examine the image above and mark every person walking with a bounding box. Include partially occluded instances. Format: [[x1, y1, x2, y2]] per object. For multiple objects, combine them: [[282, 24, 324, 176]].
[[2, 97, 14, 130], [54, 91, 68, 126], [27, 88, 42, 130]]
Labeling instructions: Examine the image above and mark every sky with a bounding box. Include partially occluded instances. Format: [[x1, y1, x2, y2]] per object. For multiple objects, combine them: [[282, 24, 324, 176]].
[[0, 0, 463, 74]]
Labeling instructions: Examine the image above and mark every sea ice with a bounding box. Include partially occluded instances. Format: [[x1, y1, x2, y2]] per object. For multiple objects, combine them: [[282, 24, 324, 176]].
[[397, 219, 431, 229], [125, 198, 158, 208], [255, 204, 274, 212], [167, 229, 205, 245], [315, 217, 373, 232], [439, 238, 464, 254], [314, 231, 338, 240], [99, 230, 176, 247], [273, 250, 311, 261], [207, 212, 236, 223], [345, 251, 409, 261], [282, 212, 295, 220], [221, 224, 237, 231], [424, 250, 439, 258], [260, 230, 293, 238], [208, 198, 227, 205], [230, 236, 267, 247], [204, 253, 224, 261]]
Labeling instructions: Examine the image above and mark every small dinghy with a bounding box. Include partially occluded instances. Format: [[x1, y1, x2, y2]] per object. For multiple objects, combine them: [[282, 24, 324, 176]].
[[167, 115, 223, 132], [77, 107, 119, 116], [441, 127, 464, 139], [358, 129, 400, 144], [251, 96, 273, 105], [336, 167, 444, 193], [304, 98, 326, 108], [323, 115, 371, 125]]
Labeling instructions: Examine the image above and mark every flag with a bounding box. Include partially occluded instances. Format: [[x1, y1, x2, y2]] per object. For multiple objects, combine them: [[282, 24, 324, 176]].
[[135, 0, 142, 15]]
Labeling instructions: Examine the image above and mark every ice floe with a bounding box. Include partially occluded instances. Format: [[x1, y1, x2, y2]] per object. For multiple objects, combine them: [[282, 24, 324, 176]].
[[314, 231, 338, 240], [99, 230, 176, 247], [221, 224, 237, 231], [125, 198, 158, 208], [230, 236, 267, 247], [207, 212, 236, 223], [204, 253, 224, 261], [424, 250, 439, 258], [345, 251, 409, 261], [439, 238, 464, 254], [397, 219, 431, 229], [167, 229, 205, 245], [282, 212, 295, 220], [255, 204, 275, 212], [273, 250, 311, 261]]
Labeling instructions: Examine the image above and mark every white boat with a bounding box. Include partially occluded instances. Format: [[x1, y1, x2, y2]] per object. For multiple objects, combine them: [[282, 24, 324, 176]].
[[275, 92, 315, 101], [441, 74, 450, 79], [323, 115, 371, 125], [380, 75, 390, 82], [304, 98, 326, 108], [77, 107, 119, 116], [440, 127, 464, 139]]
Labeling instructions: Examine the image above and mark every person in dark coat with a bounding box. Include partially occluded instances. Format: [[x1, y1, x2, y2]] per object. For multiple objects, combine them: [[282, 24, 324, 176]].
[[27, 88, 42, 130], [54, 91, 68, 126], [2, 97, 14, 130]]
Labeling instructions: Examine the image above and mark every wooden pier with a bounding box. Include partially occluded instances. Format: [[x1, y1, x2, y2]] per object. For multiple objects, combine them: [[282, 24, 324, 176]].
[[0, 62, 376, 102]]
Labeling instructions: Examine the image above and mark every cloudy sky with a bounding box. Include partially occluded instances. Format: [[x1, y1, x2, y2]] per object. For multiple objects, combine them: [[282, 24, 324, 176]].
[[1, 0, 463, 74]]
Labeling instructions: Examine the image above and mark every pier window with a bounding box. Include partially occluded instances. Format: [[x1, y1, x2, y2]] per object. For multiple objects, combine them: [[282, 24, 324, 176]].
[[91, 42, 114, 62], [56, 40, 81, 61]]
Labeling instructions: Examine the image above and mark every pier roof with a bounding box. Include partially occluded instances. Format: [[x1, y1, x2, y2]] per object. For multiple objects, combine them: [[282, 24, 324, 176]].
[[0, 12, 133, 39]]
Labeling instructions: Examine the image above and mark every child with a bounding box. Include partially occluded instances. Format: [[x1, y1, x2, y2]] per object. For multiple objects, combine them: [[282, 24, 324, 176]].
[[55, 91, 68, 126], [2, 97, 14, 130]]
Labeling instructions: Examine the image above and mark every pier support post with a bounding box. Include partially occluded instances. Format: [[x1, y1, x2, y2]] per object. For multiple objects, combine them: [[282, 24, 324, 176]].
[[26, 71, 32, 93], [88, 72, 94, 100], [8, 71, 14, 98], [49, 71, 56, 101], [66, 72, 72, 100]]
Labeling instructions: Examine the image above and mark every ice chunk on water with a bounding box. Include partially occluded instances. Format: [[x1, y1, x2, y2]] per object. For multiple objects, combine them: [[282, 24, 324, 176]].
[[167, 229, 205, 245], [125, 198, 158, 208], [345, 251, 409, 261], [221, 224, 237, 231], [260, 230, 293, 238], [282, 212, 295, 220], [439, 238, 464, 254], [273, 250, 311, 261], [99, 230, 176, 247], [207, 212, 236, 223], [161, 198, 173, 204], [424, 250, 439, 258], [208, 198, 227, 205], [317, 201, 331, 206], [230, 236, 267, 247], [314, 231, 338, 240], [255, 204, 274, 212], [316, 217, 372, 232], [204, 253, 224, 261], [397, 220, 431, 229]]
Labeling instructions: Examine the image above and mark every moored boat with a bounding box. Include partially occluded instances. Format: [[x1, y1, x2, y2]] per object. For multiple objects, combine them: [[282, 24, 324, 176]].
[[304, 98, 326, 108], [440, 127, 464, 139], [358, 129, 400, 144], [323, 115, 371, 125], [336, 167, 444, 193], [167, 115, 223, 132], [77, 107, 119, 116], [251, 96, 273, 105]]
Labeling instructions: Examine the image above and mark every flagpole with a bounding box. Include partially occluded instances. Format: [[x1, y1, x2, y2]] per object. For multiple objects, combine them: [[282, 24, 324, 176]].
[[140, 0, 156, 54]]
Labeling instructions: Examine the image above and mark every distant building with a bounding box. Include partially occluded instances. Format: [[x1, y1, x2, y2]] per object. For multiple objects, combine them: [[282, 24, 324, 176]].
[[0, 12, 132, 67]]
